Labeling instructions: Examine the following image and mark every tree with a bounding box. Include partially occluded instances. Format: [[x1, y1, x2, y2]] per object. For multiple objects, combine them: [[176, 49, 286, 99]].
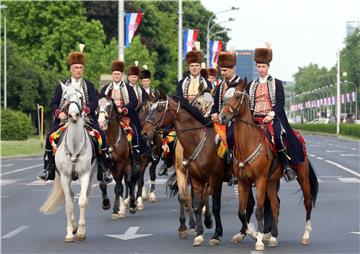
[[341, 28, 360, 87]]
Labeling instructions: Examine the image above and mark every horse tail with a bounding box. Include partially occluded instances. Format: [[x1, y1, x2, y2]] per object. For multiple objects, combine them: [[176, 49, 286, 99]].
[[39, 174, 64, 214], [308, 160, 319, 207], [166, 171, 178, 198]]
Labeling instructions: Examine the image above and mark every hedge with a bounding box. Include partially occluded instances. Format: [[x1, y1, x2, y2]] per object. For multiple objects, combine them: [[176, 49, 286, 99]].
[[291, 123, 360, 138], [1, 109, 33, 140]]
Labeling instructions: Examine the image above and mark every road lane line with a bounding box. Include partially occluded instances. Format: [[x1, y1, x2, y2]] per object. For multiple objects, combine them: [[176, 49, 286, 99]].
[[316, 157, 323, 160], [340, 154, 360, 157], [2, 164, 14, 167], [338, 178, 360, 183], [1, 164, 42, 176], [324, 160, 360, 178], [2, 225, 29, 239], [326, 150, 345, 153]]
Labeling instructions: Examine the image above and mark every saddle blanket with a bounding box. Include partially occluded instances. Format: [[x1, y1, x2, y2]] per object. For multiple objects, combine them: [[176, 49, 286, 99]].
[[49, 124, 103, 153]]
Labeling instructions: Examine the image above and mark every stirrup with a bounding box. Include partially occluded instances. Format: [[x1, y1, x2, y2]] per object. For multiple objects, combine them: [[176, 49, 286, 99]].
[[283, 167, 297, 182]]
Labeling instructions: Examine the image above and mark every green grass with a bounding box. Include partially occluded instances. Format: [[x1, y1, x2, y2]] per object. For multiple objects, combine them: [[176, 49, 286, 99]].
[[1, 136, 44, 157]]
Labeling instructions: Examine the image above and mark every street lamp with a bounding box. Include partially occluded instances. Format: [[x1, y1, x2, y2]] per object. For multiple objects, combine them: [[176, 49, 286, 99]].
[[206, 7, 239, 66], [0, 4, 7, 108]]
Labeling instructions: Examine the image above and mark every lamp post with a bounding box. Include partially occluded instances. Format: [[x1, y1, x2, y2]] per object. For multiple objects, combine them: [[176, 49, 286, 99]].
[[118, 0, 124, 61], [206, 7, 239, 66], [1, 4, 7, 108]]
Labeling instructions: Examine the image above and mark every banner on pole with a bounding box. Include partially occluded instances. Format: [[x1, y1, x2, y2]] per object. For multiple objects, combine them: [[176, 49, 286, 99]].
[[209, 40, 223, 67], [125, 12, 143, 48], [183, 29, 199, 57]]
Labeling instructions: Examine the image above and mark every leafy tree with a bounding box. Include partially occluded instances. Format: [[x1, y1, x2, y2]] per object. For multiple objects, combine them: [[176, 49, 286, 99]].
[[341, 27, 360, 87]]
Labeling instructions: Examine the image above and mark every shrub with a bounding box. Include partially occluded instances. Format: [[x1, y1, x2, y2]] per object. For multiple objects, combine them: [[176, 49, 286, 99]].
[[1, 109, 33, 140], [291, 123, 360, 138]]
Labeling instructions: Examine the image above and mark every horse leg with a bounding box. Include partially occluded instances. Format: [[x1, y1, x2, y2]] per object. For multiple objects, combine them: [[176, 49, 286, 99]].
[[59, 174, 75, 242], [148, 156, 159, 203], [76, 172, 91, 241], [129, 168, 138, 214], [111, 174, 124, 219], [231, 180, 251, 243], [99, 182, 111, 210], [208, 180, 223, 246], [203, 187, 213, 230], [266, 180, 280, 247], [297, 158, 314, 245], [178, 194, 188, 239], [254, 177, 267, 251], [186, 187, 196, 236], [192, 187, 205, 247], [136, 164, 146, 211]]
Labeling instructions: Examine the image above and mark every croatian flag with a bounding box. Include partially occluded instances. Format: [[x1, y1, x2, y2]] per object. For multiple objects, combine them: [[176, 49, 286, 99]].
[[183, 29, 199, 56], [332, 96, 336, 105], [346, 93, 351, 103], [125, 13, 143, 48], [352, 92, 356, 102], [341, 94, 345, 104], [209, 40, 223, 67]]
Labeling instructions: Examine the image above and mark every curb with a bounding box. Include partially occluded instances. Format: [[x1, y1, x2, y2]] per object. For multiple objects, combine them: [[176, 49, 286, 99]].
[[295, 130, 360, 141]]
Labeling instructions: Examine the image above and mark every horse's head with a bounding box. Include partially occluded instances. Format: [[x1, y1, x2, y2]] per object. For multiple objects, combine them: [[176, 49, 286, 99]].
[[219, 77, 248, 125], [192, 89, 214, 117], [62, 85, 84, 123], [141, 90, 173, 140], [97, 97, 115, 130]]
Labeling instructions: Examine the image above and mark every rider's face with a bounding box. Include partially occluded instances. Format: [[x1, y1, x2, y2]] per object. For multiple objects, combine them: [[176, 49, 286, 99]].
[[70, 64, 84, 79], [220, 67, 235, 80], [256, 63, 270, 78], [189, 63, 201, 77], [128, 75, 139, 84], [112, 71, 123, 83], [141, 78, 151, 89]]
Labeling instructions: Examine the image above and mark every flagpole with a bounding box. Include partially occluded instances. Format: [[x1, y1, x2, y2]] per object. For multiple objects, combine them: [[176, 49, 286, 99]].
[[178, 0, 183, 80], [119, 0, 125, 61], [336, 50, 341, 135]]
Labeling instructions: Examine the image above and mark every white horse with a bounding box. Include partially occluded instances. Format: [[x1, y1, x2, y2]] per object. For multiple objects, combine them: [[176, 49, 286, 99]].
[[39, 85, 96, 242]]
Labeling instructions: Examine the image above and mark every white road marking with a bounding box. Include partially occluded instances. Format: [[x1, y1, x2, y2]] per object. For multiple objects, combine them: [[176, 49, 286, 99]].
[[338, 178, 360, 183], [342, 146, 348, 149], [26, 180, 53, 186], [326, 150, 345, 153], [106, 226, 152, 240], [351, 148, 357, 151], [2, 164, 14, 167], [309, 154, 315, 157], [328, 144, 333, 146], [317, 178, 324, 183], [316, 157, 323, 160], [0, 179, 18, 186], [349, 232, 360, 235], [324, 160, 360, 178], [1, 164, 42, 176], [146, 178, 168, 185], [340, 154, 360, 157], [2, 225, 29, 239], [1, 196, 9, 198]]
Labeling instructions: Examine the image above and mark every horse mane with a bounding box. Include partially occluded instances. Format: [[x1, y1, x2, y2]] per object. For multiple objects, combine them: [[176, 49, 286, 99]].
[[172, 95, 213, 127]]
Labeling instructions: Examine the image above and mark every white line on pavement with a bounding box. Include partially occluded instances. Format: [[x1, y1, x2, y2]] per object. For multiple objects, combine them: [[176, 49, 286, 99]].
[[324, 160, 360, 178], [326, 150, 345, 153], [340, 154, 360, 157], [2, 225, 29, 239], [316, 157, 323, 160], [2, 164, 14, 167], [338, 178, 360, 183], [1, 164, 42, 176], [351, 148, 357, 151]]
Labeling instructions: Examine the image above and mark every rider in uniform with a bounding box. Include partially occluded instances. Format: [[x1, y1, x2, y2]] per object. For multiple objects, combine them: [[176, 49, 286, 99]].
[[38, 51, 113, 183], [139, 66, 156, 101], [210, 51, 242, 185], [247, 46, 300, 181]]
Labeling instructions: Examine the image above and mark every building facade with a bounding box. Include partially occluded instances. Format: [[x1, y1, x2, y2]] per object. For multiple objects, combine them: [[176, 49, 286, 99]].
[[235, 50, 257, 82]]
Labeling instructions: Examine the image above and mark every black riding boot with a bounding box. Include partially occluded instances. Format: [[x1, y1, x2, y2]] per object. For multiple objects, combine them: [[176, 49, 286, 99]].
[[278, 150, 297, 182], [37, 150, 55, 181], [97, 148, 113, 184], [131, 148, 141, 174], [226, 151, 237, 186]]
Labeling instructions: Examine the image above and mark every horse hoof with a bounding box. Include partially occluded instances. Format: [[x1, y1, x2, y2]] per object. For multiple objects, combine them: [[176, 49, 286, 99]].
[[262, 232, 271, 242], [187, 228, 197, 237], [129, 207, 137, 214], [208, 238, 220, 246], [64, 236, 75, 243], [268, 236, 278, 247], [137, 204, 144, 210], [142, 189, 148, 201], [246, 223, 257, 241], [148, 192, 157, 203], [123, 197, 130, 208], [111, 213, 120, 220], [102, 199, 111, 210], [76, 234, 86, 241], [118, 212, 126, 218], [300, 238, 310, 245], [178, 230, 187, 239], [230, 233, 245, 243], [192, 235, 204, 246], [255, 242, 265, 251]]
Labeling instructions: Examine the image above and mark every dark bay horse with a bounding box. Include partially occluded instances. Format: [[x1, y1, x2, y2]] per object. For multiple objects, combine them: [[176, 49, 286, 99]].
[[219, 80, 319, 251], [97, 97, 138, 216], [137, 98, 161, 203], [142, 94, 227, 247]]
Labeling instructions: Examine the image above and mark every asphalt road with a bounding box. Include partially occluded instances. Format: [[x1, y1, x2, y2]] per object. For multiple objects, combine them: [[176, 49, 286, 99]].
[[1, 133, 359, 254]]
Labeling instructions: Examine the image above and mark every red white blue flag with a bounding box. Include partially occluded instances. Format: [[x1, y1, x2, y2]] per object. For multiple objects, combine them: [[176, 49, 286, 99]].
[[183, 29, 199, 57], [209, 40, 223, 67], [352, 92, 356, 102], [125, 12, 143, 48]]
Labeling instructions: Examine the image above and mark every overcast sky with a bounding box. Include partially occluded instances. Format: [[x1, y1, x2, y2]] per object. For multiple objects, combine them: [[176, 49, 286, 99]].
[[201, 0, 360, 81]]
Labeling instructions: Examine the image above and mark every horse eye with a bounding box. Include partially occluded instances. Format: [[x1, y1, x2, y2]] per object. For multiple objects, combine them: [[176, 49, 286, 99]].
[[235, 95, 241, 99]]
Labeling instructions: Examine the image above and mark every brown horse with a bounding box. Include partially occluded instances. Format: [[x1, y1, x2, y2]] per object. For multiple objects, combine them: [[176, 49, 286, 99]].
[[219, 80, 318, 251], [97, 97, 138, 216], [137, 98, 161, 203], [142, 93, 227, 247]]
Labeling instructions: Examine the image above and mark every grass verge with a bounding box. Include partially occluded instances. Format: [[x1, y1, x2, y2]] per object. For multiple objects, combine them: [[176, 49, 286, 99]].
[[1, 136, 44, 157]]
